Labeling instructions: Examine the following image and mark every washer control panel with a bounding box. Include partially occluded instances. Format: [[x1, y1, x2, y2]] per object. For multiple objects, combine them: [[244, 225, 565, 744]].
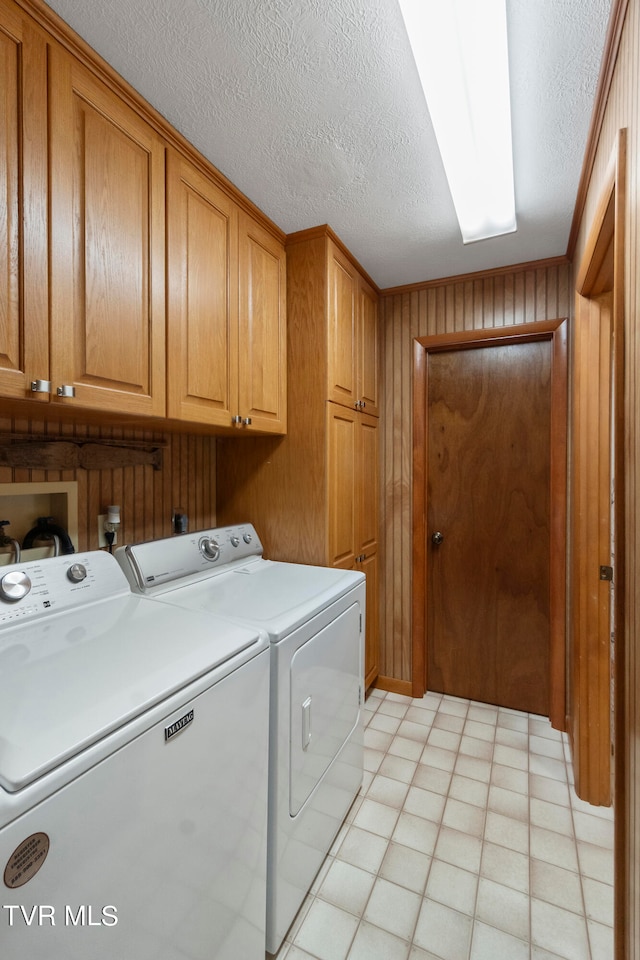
[[119, 523, 264, 592], [0, 552, 129, 626]]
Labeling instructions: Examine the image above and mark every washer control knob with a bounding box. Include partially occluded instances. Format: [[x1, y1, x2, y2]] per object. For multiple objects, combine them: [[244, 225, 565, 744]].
[[243, 532, 252, 544], [230, 535, 240, 547], [199, 537, 220, 561], [67, 563, 87, 584], [0, 571, 32, 603]]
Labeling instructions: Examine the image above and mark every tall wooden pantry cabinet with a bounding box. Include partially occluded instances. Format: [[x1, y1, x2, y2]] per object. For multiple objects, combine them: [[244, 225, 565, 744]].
[[217, 225, 380, 689]]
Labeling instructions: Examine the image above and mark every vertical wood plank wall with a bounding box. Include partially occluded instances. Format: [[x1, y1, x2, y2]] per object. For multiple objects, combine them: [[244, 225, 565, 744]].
[[570, 1, 640, 954], [378, 262, 571, 683], [0, 416, 216, 548]]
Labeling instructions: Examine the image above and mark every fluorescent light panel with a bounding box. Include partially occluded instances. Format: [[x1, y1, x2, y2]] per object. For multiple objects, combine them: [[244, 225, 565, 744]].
[[398, 0, 517, 244]]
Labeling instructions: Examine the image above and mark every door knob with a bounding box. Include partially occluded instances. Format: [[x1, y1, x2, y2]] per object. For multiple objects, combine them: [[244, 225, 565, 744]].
[[431, 531, 444, 545]]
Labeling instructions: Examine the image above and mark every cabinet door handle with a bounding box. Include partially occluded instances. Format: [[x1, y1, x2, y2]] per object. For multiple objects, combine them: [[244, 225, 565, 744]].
[[242, 417, 252, 426], [360, 400, 366, 408], [56, 384, 76, 398], [31, 379, 51, 394], [231, 415, 242, 424]]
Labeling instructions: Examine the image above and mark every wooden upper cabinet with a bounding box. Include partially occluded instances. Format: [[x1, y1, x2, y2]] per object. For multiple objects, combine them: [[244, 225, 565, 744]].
[[358, 276, 379, 416], [0, 1, 48, 400], [238, 212, 287, 433], [167, 149, 238, 426], [166, 160, 285, 432], [327, 242, 358, 409], [327, 239, 379, 415], [49, 46, 166, 417]]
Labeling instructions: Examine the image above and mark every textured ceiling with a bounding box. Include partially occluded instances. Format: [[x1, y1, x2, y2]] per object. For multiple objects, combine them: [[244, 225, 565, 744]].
[[45, 0, 612, 288]]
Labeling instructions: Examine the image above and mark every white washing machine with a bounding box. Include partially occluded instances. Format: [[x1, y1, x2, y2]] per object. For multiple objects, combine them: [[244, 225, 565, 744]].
[[116, 523, 365, 954], [0, 550, 269, 960]]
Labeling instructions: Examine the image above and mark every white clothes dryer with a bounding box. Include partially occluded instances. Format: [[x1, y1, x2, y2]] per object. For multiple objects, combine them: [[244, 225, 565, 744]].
[[116, 523, 365, 954], [0, 551, 269, 960]]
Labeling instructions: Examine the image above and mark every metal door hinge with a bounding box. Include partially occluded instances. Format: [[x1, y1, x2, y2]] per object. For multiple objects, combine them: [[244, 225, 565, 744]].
[[599, 565, 613, 582]]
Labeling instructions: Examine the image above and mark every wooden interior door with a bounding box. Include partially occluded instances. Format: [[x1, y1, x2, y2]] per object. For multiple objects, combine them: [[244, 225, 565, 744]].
[[427, 340, 552, 714]]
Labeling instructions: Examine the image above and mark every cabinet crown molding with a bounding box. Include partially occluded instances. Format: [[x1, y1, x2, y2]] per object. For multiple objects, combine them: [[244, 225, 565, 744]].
[[13, 0, 286, 245]]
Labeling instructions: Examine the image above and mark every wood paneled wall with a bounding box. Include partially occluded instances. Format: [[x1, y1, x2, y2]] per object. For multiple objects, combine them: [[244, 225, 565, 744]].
[[570, 0, 640, 954], [0, 415, 216, 548], [378, 260, 571, 683]]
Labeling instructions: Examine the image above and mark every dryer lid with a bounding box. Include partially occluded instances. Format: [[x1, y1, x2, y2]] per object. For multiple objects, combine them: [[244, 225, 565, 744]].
[[156, 559, 365, 641], [0, 595, 262, 792]]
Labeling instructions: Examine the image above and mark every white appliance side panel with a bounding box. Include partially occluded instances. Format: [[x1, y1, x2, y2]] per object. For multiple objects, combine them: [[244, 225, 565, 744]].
[[289, 602, 361, 817], [266, 583, 365, 954], [0, 650, 269, 960]]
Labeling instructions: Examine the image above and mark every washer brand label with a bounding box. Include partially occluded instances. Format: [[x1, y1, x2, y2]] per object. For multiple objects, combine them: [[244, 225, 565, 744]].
[[4, 833, 49, 888], [165, 709, 194, 741]]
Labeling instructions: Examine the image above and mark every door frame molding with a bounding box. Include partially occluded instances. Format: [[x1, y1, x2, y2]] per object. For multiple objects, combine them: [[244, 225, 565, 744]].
[[573, 128, 626, 958], [412, 319, 568, 729]]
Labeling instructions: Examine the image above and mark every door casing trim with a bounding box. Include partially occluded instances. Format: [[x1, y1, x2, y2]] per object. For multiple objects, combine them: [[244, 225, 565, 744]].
[[412, 319, 568, 730]]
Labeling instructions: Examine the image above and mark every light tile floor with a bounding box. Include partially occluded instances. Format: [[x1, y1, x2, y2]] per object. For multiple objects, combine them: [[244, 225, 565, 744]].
[[270, 689, 614, 960]]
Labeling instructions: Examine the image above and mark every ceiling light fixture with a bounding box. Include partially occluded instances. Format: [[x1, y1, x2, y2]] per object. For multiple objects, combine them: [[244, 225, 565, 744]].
[[397, 0, 517, 244]]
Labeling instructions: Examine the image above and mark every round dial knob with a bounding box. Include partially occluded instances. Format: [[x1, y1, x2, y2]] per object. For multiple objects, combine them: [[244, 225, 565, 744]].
[[67, 562, 88, 584], [199, 537, 220, 561], [0, 570, 32, 603], [230, 535, 240, 547], [243, 532, 252, 544]]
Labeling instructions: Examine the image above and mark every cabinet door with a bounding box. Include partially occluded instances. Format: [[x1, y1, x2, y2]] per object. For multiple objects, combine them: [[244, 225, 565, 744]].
[[0, 2, 48, 400], [49, 48, 166, 416], [238, 212, 287, 433], [167, 149, 238, 426], [327, 241, 358, 410], [360, 551, 379, 689], [357, 412, 378, 556], [358, 277, 379, 416], [327, 402, 358, 568]]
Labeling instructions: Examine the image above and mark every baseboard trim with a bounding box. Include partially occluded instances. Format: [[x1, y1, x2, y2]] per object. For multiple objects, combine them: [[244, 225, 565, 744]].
[[374, 676, 413, 697]]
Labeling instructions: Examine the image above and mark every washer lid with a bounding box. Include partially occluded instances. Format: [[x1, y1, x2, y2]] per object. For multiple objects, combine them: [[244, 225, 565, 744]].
[[0, 595, 263, 792], [157, 560, 365, 641]]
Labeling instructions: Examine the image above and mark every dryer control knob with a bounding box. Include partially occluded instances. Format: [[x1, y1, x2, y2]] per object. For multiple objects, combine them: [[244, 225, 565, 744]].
[[0, 570, 32, 603], [243, 532, 252, 544], [230, 536, 240, 547], [67, 563, 87, 583], [199, 537, 220, 561]]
